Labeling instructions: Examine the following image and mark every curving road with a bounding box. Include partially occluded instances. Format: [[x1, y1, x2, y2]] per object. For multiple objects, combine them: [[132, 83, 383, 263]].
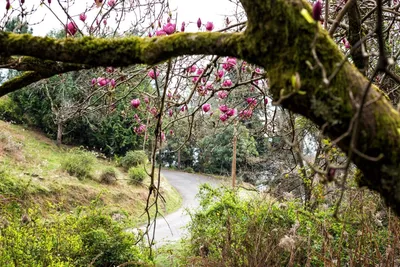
[[147, 169, 224, 246]]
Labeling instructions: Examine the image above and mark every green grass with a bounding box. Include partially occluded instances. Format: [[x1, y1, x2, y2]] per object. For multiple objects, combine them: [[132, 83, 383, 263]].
[[0, 120, 182, 224]]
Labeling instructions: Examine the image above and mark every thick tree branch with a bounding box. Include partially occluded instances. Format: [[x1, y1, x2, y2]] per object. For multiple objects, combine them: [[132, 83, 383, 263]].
[[0, 32, 246, 67], [0, 56, 91, 97]]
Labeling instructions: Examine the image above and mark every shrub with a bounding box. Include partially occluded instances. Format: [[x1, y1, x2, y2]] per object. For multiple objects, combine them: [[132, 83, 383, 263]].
[[180, 185, 396, 266], [61, 149, 96, 180], [0, 96, 23, 123], [128, 166, 147, 185], [184, 166, 194, 173], [99, 167, 117, 185], [0, 202, 151, 266], [120, 150, 148, 170]]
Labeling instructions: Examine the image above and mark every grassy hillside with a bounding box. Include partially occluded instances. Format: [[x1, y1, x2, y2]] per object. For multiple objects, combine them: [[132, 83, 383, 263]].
[[0, 120, 182, 224]]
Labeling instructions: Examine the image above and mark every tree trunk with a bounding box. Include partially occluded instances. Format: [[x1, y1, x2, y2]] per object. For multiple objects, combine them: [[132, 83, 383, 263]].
[[177, 149, 181, 169], [56, 122, 63, 146], [231, 123, 237, 188]]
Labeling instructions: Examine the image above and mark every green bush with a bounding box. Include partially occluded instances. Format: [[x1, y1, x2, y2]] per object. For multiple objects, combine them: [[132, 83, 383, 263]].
[[99, 167, 117, 185], [179, 185, 395, 266], [61, 149, 96, 180], [184, 166, 194, 173], [128, 166, 147, 185], [0, 96, 23, 123], [120, 150, 148, 170], [0, 202, 151, 266]]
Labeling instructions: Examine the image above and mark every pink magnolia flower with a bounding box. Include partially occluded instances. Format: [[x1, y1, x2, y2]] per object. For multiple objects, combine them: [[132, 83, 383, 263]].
[[187, 65, 196, 73], [163, 23, 176, 35], [313, 0, 322, 21], [110, 79, 116, 88], [168, 109, 173, 117], [150, 107, 158, 116], [343, 38, 351, 49], [220, 113, 228, 122], [216, 69, 224, 80], [255, 68, 262, 74], [144, 96, 150, 104], [264, 98, 269, 105], [206, 82, 214, 90], [97, 77, 107, 86], [196, 68, 204, 76], [192, 76, 199, 83], [205, 22, 214, 31], [66, 22, 78, 36], [217, 90, 228, 99], [155, 30, 167, 36], [107, 0, 116, 7], [181, 22, 186, 32], [246, 97, 257, 106], [222, 79, 233, 88], [106, 66, 114, 73], [197, 86, 207, 96], [48, 0, 51, 4], [222, 57, 237, 71], [161, 132, 166, 142], [197, 18, 202, 29], [79, 13, 87, 22], [169, 129, 174, 135], [148, 69, 159, 79], [148, 32, 152, 37], [180, 105, 187, 112], [133, 114, 140, 122], [226, 108, 235, 117], [239, 109, 253, 119], [103, 19, 107, 25], [134, 124, 146, 135], [131, 99, 140, 108], [202, 103, 211, 113], [91, 78, 96, 86], [219, 105, 229, 113]]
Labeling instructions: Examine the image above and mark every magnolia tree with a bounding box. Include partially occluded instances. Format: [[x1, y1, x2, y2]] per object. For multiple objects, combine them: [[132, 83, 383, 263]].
[[1, 0, 400, 223]]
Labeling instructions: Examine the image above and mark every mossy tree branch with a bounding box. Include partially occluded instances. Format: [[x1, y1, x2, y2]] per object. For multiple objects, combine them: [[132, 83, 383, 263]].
[[0, 56, 91, 97], [1, 0, 400, 213]]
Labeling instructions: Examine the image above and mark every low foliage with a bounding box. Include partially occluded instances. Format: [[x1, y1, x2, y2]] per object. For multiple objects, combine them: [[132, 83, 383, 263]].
[[99, 166, 118, 185], [0, 96, 23, 123], [0, 201, 151, 266], [128, 166, 147, 185], [184, 167, 194, 173], [121, 150, 148, 170], [178, 185, 399, 266], [61, 148, 96, 180]]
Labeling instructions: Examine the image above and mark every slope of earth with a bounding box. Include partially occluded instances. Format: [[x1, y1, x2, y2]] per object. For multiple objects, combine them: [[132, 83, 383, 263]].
[[0, 120, 182, 224]]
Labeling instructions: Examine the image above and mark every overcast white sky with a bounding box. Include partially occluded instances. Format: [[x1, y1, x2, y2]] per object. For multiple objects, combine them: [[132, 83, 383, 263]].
[[28, 0, 238, 36]]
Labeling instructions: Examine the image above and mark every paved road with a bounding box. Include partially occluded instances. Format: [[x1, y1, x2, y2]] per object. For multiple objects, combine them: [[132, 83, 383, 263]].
[[146, 169, 223, 246]]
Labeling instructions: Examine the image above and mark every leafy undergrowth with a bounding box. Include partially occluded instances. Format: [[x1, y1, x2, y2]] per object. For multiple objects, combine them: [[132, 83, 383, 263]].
[[0, 120, 182, 225], [155, 185, 400, 266]]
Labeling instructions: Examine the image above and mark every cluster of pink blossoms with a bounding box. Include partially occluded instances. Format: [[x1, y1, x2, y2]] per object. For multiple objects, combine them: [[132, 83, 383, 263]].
[[134, 124, 146, 135], [92, 77, 116, 87], [219, 105, 235, 122]]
